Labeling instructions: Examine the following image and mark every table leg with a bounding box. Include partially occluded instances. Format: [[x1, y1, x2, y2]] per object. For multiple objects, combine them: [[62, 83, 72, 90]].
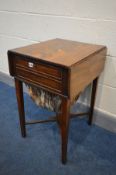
[[15, 78, 26, 137], [59, 97, 70, 164], [88, 77, 98, 125]]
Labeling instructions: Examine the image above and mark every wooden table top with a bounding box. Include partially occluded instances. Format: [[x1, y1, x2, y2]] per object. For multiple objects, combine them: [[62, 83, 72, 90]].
[[10, 38, 106, 68]]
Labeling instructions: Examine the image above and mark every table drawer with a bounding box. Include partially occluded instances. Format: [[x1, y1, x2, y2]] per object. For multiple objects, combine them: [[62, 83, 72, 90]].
[[15, 67, 62, 93], [15, 57, 62, 80]]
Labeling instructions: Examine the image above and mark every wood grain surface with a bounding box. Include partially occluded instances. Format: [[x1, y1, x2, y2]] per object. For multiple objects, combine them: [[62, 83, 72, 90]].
[[9, 38, 106, 67]]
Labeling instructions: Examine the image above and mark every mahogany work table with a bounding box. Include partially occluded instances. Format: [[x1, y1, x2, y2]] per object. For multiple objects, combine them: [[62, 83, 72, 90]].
[[8, 38, 107, 164]]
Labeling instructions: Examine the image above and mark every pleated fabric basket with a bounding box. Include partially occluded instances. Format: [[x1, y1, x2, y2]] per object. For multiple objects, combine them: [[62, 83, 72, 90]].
[[26, 84, 62, 113]]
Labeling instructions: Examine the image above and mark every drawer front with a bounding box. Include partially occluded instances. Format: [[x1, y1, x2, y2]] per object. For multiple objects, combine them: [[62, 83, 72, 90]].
[[15, 67, 63, 93], [15, 57, 62, 80], [8, 53, 69, 96]]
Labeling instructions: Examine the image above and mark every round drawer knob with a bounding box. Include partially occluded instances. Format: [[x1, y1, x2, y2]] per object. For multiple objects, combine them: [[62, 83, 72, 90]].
[[28, 62, 34, 68]]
